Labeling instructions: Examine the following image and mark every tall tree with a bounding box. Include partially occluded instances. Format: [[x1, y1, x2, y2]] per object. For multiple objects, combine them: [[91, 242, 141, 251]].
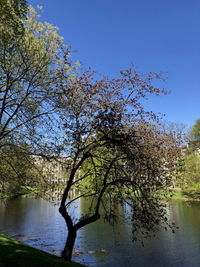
[[0, 5, 72, 147], [0, 6, 72, 191], [54, 67, 181, 260]]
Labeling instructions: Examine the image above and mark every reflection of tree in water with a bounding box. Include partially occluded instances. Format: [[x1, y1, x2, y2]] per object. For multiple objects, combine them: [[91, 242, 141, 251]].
[[78, 197, 132, 248], [173, 201, 200, 244], [37, 188, 63, 203], [37, 187, 77, 203], [0, 198, 33, 233]]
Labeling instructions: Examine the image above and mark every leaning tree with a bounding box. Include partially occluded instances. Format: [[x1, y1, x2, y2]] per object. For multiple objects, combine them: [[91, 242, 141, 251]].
[[54, 67, 181, 260]]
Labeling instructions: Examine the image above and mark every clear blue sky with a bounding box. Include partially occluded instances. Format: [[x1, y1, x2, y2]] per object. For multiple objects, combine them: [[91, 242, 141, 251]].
[[30, 0, 200, 127]]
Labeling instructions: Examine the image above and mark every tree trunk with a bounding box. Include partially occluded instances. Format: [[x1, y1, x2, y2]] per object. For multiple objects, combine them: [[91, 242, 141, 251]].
[[61, 229, 77, 261]]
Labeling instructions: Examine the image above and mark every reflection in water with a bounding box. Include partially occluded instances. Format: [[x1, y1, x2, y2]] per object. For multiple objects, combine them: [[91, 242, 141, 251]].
[[0, 197, 200, 267]]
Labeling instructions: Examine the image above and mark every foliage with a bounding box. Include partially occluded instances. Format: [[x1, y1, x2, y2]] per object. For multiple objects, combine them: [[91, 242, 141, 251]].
[[0, 6, 69, 147], [0, 6, 73, 192], [177, 151, 200, 189], [0, 0, 28, 37], [191, 119, 200, 141], [0, 144, 42, 197], [176, 118, 200, 194], [54, 67, 181, 260]]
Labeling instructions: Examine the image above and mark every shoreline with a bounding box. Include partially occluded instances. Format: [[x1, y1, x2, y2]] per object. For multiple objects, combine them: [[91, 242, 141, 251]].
[[1, 186, 200, 202], [169, 188, 200, 202], [0, 233, 86, 267]]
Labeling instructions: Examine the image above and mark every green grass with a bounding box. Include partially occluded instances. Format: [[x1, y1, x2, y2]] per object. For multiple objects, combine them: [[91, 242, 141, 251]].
[[0, 186, 43, 199], [0, 233, 86, 267], [170, 188, 200, 201]]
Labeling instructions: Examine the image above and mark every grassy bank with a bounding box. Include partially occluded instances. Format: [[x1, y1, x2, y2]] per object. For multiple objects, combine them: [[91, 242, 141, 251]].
[[0, 186, 44, 199], [0, 233, 86, 267], [1, 184, 199, 202], [170, 188, 200, 201], [0, 184, 67, 199]]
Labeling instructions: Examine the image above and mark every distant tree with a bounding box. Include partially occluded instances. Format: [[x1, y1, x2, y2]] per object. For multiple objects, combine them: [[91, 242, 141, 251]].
[[159, 121, 189, 187], [191, 119, 200, 141], [54, 67, 181, 261], [177, 151, 200, 189], [176, 119, 200, 191]]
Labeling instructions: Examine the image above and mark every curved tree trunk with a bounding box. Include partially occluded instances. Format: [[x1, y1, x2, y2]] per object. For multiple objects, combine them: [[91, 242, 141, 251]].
[[61, 229, 77, 261]]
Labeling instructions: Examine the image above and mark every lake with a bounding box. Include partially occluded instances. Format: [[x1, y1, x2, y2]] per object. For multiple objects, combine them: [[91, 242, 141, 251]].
[[0, 196, 200, 267]]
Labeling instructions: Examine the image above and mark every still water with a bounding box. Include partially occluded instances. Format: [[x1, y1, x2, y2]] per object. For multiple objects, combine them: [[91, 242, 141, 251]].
[[0, 197, 200, 267]]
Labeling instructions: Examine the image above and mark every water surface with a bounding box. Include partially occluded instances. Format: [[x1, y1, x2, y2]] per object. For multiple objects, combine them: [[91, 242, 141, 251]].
[[0, 197, 200, 267]]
